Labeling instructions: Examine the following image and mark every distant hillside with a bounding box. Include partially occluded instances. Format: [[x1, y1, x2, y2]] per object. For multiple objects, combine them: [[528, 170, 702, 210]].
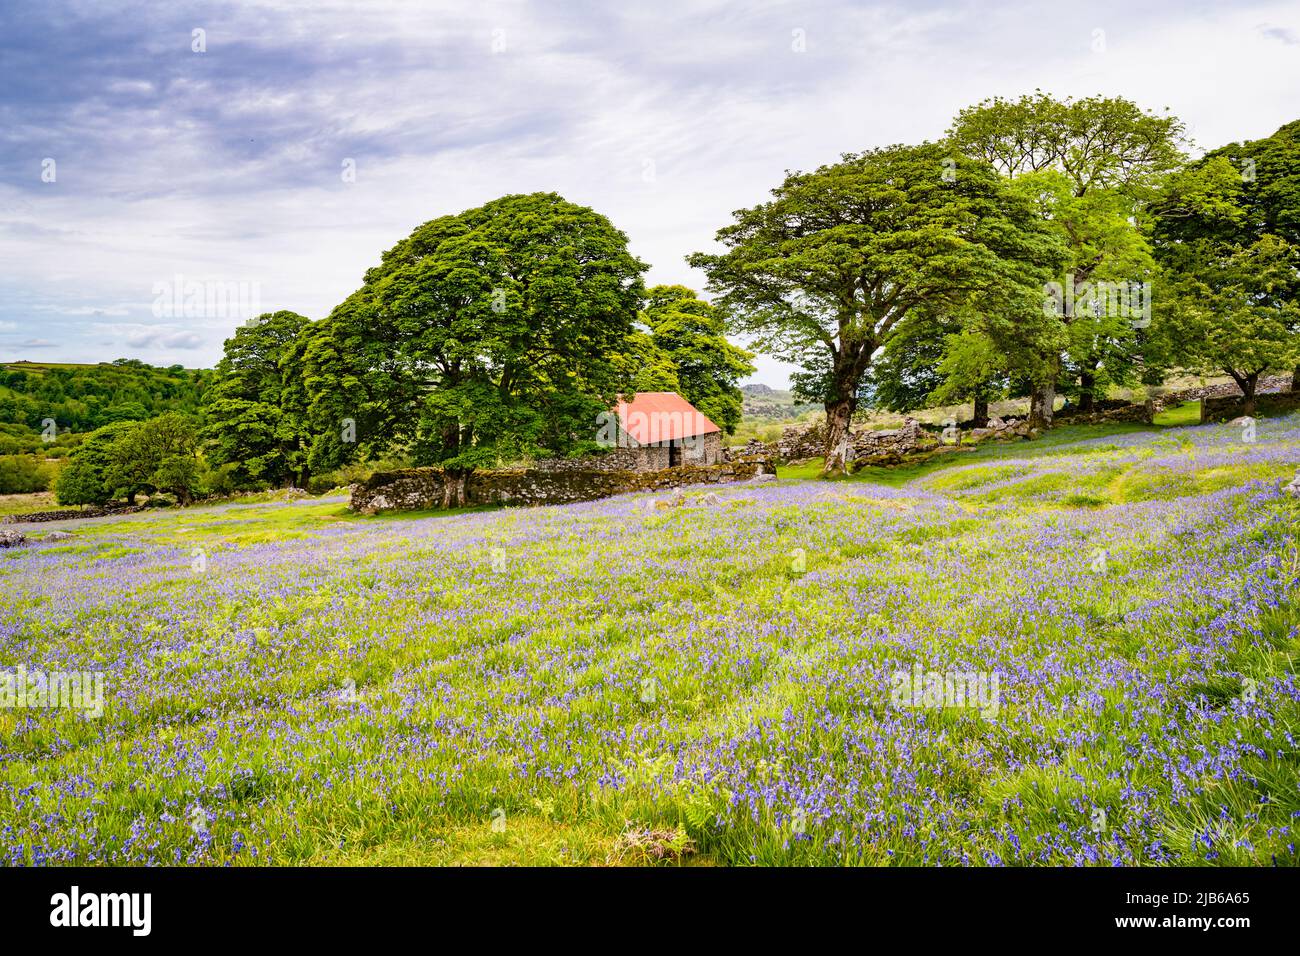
[[741, 383, 820, 421], [0, 359, 209, 454]]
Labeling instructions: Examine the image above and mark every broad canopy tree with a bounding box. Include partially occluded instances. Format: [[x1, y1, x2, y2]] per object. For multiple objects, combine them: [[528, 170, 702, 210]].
[[1151, 144, 1300, 414], [303, 192, 647, 504], [105, 412, 202, 505], [1150, 120, 1300, 400], [689, 142, 1063, 476], [948, 92, 1185, 424]]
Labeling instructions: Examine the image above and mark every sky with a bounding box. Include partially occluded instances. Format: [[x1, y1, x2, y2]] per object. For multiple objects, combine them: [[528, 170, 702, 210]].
[[1, 0, 1298, 387]]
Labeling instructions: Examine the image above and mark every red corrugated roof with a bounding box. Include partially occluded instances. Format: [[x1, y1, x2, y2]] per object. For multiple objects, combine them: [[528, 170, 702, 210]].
[[614, 392, 720, 444]]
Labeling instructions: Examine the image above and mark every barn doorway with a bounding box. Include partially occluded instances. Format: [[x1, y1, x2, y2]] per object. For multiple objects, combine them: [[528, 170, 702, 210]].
[[669, 442, 682, 467]]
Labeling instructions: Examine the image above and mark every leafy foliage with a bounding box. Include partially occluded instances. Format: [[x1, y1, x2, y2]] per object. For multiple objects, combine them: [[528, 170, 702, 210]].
[[1150, 121, 1300, 408], [55, 415, 202, 506], [947, 92, 1186, 419], [54, 421, 139, 506], [204, 311, 314, 488], [689, 142, 1063, 474], [300, 193, 647, 487], [0, 455, 52, 494], [639, 285, 754, 435], [0, 360, 207, 441]]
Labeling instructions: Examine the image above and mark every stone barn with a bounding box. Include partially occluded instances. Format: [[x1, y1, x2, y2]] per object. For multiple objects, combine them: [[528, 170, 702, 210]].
[[609, 392, 724, 471]]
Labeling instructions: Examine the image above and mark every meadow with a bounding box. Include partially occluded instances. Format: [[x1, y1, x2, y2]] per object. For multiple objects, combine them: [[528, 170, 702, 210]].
[[2, 414, 1299, 866]]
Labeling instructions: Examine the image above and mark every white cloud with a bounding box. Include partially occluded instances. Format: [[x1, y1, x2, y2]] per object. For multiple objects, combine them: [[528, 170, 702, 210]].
[[92, 324, 207, 350], [1, 0, 1298, 385]]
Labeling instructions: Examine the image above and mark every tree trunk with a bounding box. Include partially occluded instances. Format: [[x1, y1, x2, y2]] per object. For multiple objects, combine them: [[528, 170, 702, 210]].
[[821, 398, 855, 477], [972, 394, 989, 429], [1291, 366, 1300, 393], [440, 469, 469, 509], [1226, 369, 1260, 418], [1241, 375, 1259, 418], [1078, 371, 1096, 413], [1028, 381, 1055, 429]]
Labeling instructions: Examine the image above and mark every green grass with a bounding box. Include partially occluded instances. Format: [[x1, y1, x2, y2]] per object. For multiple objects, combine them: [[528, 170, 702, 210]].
[[1153, 400, 1201, 427], [0, 492, 58, 518]]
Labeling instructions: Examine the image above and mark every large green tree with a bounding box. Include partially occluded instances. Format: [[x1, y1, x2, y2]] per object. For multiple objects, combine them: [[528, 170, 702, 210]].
[[639, 285, 754, 434], [613, 331, 681, 395], [1151, 119, 1300, 392], [204, 310, 314, 488], [304, 192, 647, 504], [1151, 152, 1300, 414], [689, 142, 1062, 475], [948, 92, 1185, 423], [103, 413, 202, 505]]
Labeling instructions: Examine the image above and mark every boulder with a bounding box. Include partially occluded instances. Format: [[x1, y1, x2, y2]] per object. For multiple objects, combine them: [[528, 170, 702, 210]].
[[43, 530, 74, 541], [0, 530, 27, 548], [1284, 474, 1300, 498]]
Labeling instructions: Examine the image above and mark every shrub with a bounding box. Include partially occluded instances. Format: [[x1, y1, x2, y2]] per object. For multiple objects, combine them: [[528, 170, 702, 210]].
[[0, 455, 52, 494]]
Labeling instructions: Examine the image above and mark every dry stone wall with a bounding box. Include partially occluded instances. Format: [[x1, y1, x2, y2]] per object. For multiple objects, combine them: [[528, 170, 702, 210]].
[[2, 505, 144, 524], [351, 459, 778, 513], [770, 417, 937, 464], [1202, 390, 1300, 423], [1156, 375, 1291, 409], [1053, 402, 1155, 426]]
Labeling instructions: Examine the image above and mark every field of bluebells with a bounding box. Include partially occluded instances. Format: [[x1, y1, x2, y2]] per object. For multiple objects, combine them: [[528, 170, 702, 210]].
[[2, 414, 1299, 866]]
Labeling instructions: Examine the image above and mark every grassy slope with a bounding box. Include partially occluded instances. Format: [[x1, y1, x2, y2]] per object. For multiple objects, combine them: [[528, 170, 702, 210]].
[[1, 413, 1298, 866]]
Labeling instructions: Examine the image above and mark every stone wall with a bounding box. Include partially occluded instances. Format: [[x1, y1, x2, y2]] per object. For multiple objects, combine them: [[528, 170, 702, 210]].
[[1156, 374, 1291, 410], [529, 446, 665, 473], [776, 422, 826, 461], [2, 505, 144, 524], [1202, 390, 1300, 423], [725, 439, 774, 462], [852, 418, 933, 462], [1052, 402, 1154, 426], [351, 458, 778, 513], [1048, 377, 1298, 426], [773, 417, 935, 464], [966, 416, 1037, 441]]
